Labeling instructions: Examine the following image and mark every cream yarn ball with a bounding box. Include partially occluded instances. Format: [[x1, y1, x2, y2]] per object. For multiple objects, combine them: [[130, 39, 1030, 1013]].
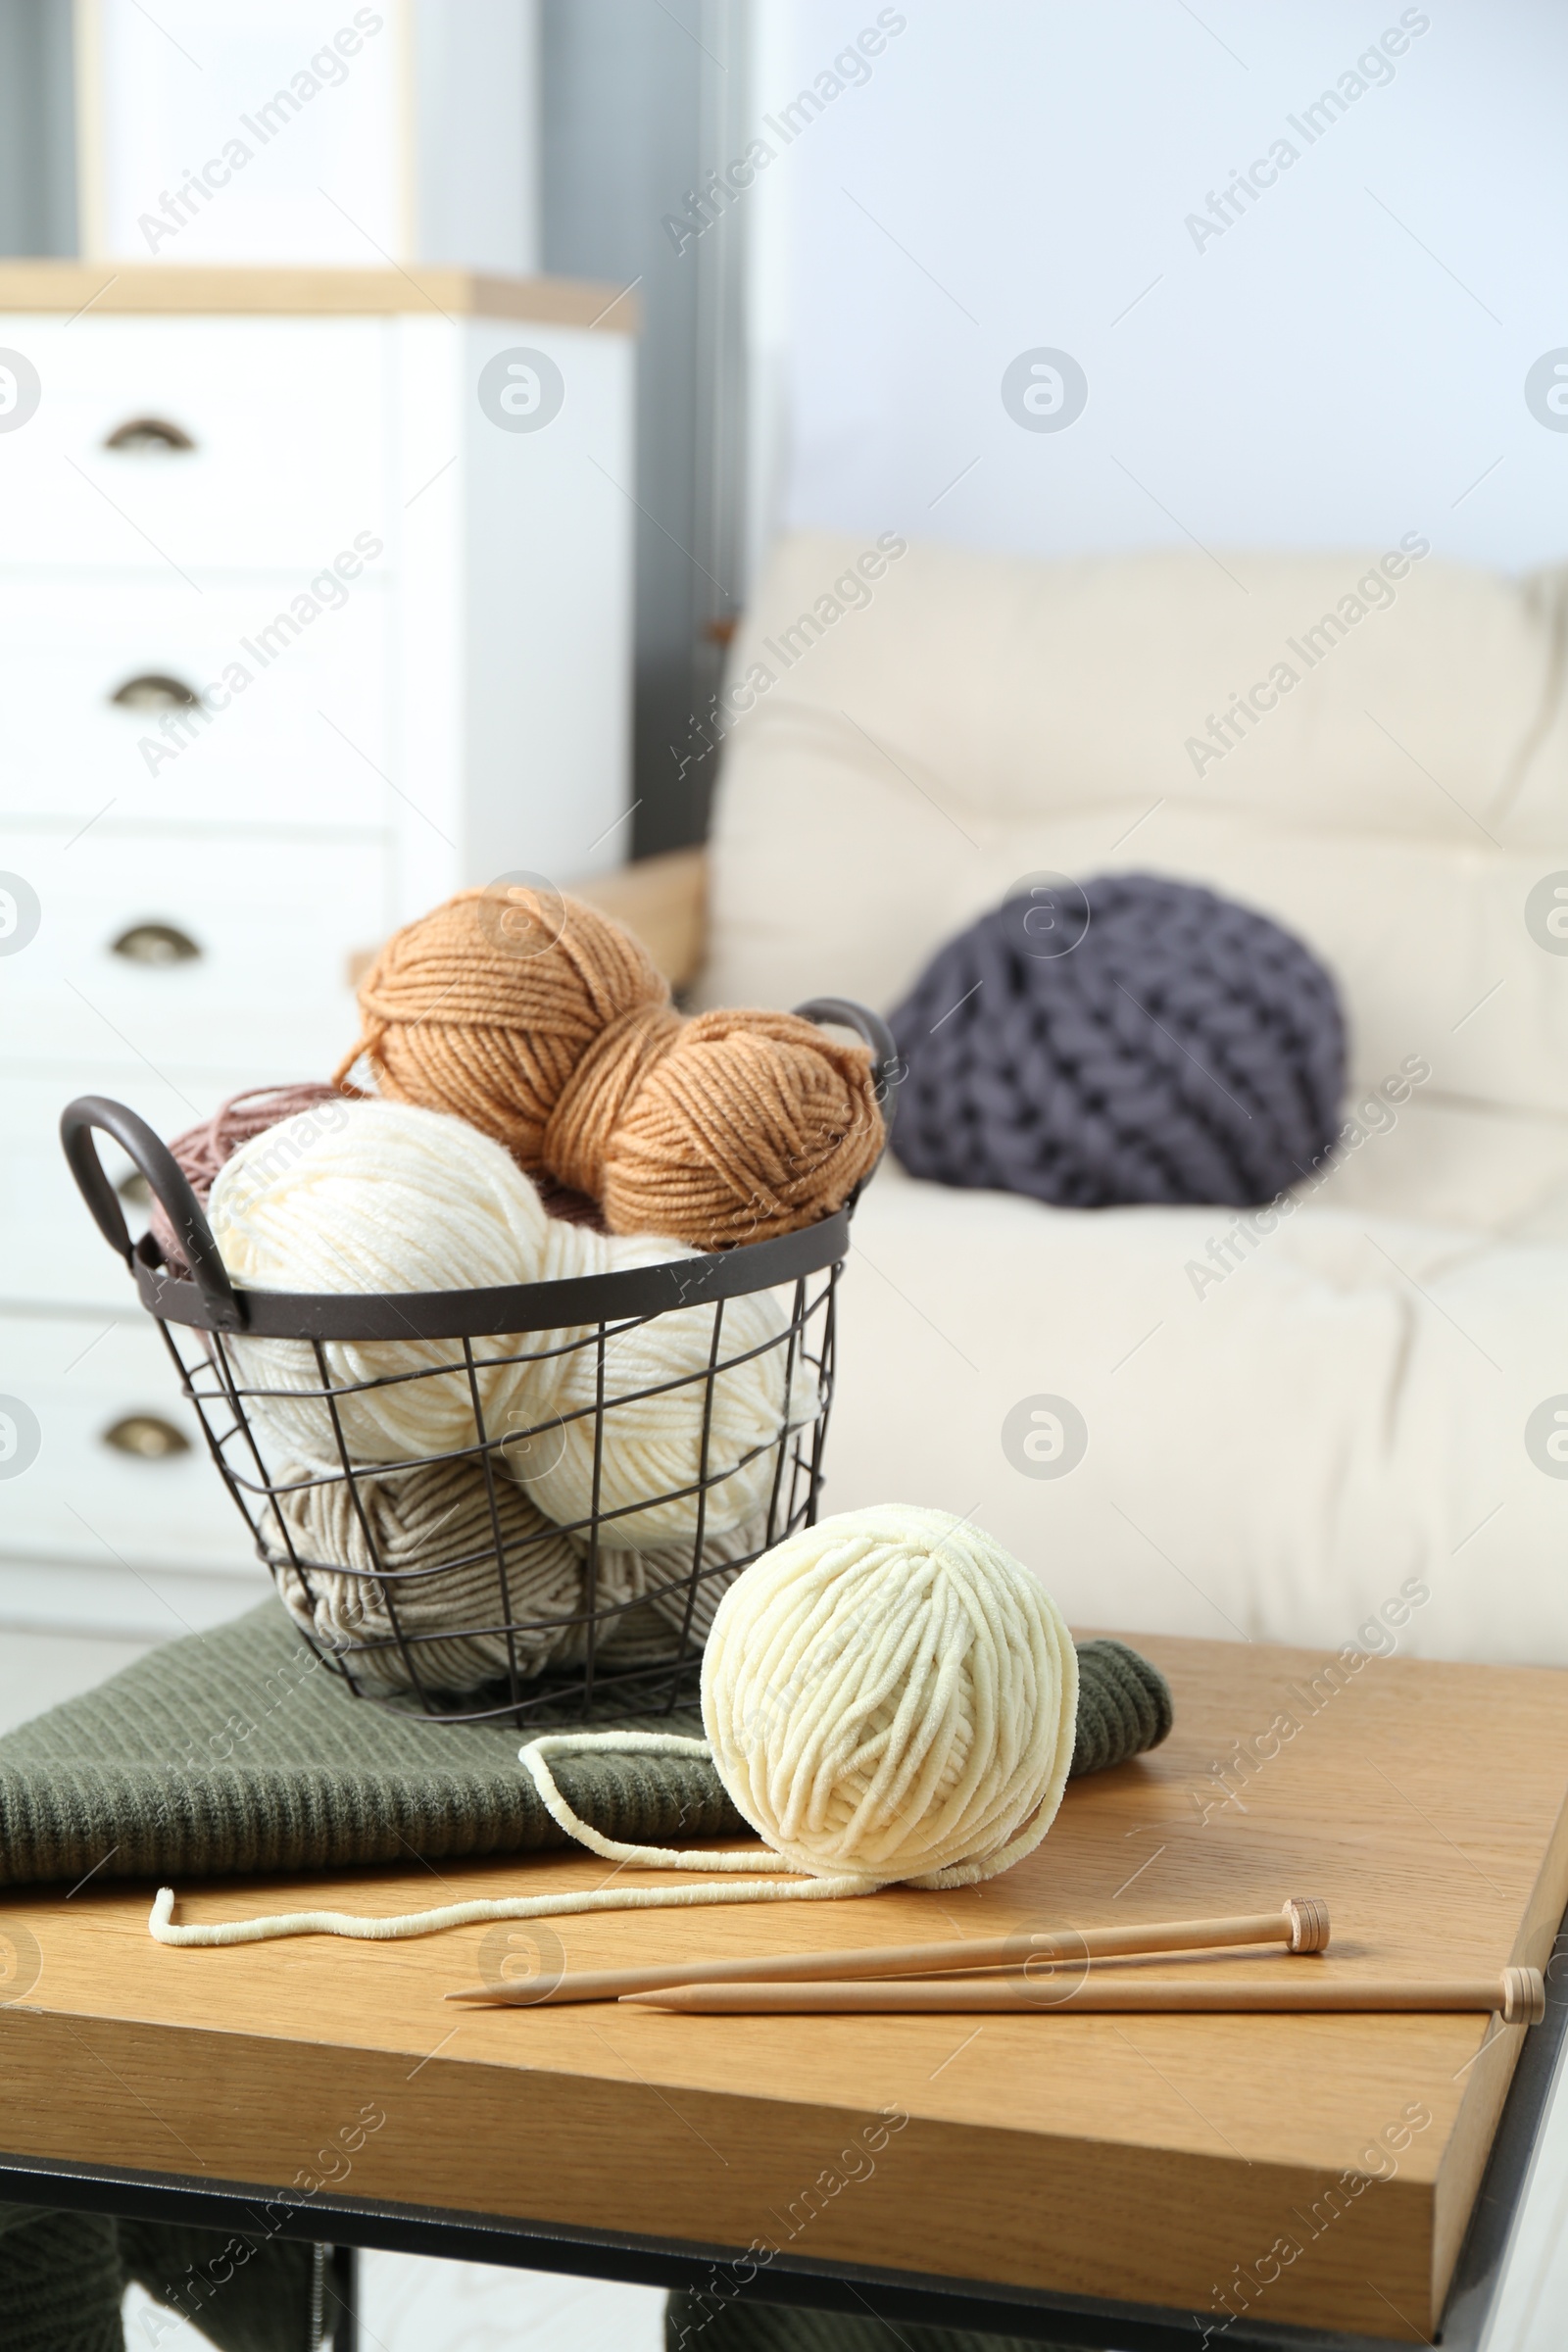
[[150, 1507, 1085, 1949], [211, 1101, 586, 1465], [701, 1504, 1079, 1890], [517, 1289, 796, 1547]]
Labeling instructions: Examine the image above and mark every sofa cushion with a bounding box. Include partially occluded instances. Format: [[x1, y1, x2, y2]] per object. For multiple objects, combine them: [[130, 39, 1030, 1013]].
[[829, 1162, 1568, 1663], [702, 535, 1568, 1156]]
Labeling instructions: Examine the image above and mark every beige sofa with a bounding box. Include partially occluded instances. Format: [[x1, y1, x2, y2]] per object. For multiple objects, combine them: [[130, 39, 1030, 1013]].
[[584, 530, 1568, 1667]]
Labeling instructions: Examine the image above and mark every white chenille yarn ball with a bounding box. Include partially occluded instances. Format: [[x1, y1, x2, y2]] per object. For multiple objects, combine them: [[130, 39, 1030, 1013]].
[[701, 1505, 1078, 1890], [517, 1284, 797, 1547], [210, 1101, 600, 1465]]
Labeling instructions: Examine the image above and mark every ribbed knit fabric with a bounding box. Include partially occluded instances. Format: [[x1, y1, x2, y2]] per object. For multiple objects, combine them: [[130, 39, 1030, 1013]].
[[0, 2208, 124, 2352], [0, 1609, 1171, 1889], [1069, 1636, 1173, 1776], [0, 2206, 320, 2352], [0, 1603, 731, 1889], [665, 2292, 1094, 2352], [118, 2219, 319, 2352]]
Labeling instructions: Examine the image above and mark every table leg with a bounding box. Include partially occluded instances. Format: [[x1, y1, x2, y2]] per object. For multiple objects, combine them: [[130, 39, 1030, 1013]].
[[325, 2241, 358, 2352]]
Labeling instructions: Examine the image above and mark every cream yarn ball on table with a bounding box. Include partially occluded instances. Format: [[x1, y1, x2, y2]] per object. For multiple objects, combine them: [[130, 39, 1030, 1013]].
[[153, 1506, 1082, 1946], [701, 1504, 1079, 1890]]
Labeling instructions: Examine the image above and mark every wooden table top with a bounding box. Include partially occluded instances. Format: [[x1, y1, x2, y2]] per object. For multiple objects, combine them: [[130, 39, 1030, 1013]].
[[3, 1631, 1566, 2344]]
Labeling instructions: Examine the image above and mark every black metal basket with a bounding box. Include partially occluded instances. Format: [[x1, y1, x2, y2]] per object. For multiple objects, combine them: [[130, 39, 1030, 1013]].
[[61, 999, 897, 1729]]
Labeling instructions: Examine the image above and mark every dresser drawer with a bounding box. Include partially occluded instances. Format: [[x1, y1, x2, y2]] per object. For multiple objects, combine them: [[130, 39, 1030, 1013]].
[[0, 578, 392, 829], [0, 829, 388, 1070], [0, 317, 391, 574], [0, 1311, 259, 1574]]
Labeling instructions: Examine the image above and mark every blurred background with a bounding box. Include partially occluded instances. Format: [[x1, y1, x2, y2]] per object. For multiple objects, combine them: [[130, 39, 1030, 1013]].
[[3, 0, 1561, 860], [5, 6, 1568, 2346], [5, 0, 1566, 1734]]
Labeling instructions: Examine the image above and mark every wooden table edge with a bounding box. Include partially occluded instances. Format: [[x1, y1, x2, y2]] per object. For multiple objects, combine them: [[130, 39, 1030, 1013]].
[[0, 2134, 1515, 2352]]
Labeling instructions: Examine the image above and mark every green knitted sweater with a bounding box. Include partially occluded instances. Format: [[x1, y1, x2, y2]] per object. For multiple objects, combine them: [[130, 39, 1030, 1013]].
[[0, 1603, 1171, 1888]]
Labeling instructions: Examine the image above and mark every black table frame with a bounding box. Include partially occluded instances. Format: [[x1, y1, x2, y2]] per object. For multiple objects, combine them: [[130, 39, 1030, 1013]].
[[4, 1917, 1565, 2352]]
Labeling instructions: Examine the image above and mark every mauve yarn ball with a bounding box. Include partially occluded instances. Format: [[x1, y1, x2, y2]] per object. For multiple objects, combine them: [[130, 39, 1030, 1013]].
[[889, 873, 1346, 1209]]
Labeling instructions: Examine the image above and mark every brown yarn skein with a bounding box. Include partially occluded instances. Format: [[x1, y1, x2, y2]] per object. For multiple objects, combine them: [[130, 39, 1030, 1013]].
[[333, 887, 884, 1249]]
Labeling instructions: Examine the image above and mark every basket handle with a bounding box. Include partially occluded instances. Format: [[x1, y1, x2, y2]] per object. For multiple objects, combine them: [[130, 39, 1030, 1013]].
[[59, 1095, 243, 1329], [794, 998, 901, 1135]]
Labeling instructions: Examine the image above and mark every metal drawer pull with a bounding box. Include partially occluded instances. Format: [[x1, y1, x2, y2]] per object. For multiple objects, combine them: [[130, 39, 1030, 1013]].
[[111, 674, 198, 711], [104, 416, 195, 454], [102, 1413, 190, 1459], [111, 922, 201, 964]]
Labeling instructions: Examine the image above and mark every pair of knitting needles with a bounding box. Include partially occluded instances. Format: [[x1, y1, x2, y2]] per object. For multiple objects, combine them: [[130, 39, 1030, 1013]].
[[445, 1894, 1541, 2023]]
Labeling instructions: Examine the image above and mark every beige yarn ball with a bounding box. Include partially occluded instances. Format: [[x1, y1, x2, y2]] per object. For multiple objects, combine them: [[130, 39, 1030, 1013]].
[[701, 1504, 1079, 1890], [263, 1455, 737, 1693], [583, 1516, 769, 1653]]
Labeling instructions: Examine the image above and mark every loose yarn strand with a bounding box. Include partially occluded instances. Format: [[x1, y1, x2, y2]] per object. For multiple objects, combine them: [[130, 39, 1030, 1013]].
[[148, 1873, 869, 1949], [516, 1733, 819, 1872], [147, 1732, 871, 1949]]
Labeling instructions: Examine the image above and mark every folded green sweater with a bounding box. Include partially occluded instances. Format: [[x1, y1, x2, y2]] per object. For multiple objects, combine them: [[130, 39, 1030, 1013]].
[[0, 1602, 1171, 1888]]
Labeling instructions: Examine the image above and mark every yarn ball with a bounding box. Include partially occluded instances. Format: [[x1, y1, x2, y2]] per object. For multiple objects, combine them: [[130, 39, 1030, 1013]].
[[701, 1504, 1078, 1890], [333, 885, 885, 1249], [515, 1282, 801, 1548], [579, 1516, 769, 1650], [889, 872, 1346, 1209], [211, 1101, 795, 1551], [209, 1101, 586, 1466], [264, 1454, 583, 1692], [149, 1082, 356, 1275], [266, 1461, 767, 1694]]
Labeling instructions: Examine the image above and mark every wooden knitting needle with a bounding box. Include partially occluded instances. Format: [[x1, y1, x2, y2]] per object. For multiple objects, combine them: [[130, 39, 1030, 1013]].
[[623, 1967, 1546, 2025], [446, 1896, 1329, 2007]]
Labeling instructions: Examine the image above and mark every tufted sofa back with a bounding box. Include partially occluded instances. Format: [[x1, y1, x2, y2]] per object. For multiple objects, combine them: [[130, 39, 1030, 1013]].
[[702, 531, 1568, 1120]]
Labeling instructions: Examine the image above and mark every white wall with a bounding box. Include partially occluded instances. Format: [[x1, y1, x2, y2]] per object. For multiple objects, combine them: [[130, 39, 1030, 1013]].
[[79, 0, 538, 271], [747, 0, 1568, 578]]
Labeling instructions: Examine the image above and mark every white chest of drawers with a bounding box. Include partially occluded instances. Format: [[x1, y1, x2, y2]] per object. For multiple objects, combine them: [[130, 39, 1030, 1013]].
[[0, 263, 636, 1637]]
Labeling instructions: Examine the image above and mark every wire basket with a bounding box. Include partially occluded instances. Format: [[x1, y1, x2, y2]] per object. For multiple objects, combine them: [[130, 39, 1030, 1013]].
[[62, 999, 897, 1729]]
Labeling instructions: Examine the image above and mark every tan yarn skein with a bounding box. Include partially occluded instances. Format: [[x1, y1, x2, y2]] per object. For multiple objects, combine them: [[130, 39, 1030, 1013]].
[[263, 1454, 584, 1693], [337, 887, 668, 1163], [334, 887, 884, 1250]]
